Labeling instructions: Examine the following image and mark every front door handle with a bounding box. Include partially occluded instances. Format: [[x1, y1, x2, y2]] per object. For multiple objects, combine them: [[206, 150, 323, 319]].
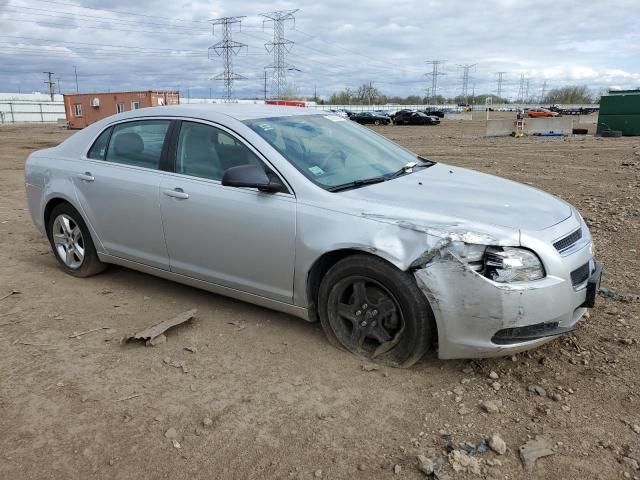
[[76, 172, 94, 182], [163, 188, 189, 200]]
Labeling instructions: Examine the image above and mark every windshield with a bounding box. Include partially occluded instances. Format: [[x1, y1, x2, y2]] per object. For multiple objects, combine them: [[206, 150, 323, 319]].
[[244, 114, 430, 190]]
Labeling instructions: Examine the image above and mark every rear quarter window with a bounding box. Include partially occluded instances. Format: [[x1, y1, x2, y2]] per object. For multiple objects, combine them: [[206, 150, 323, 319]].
[[87, 127, 112, 160]]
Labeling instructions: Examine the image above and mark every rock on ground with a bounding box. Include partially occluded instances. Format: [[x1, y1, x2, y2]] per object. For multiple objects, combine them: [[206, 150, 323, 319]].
[[489, 433, 507, 455], [519, 436, 555, 471]]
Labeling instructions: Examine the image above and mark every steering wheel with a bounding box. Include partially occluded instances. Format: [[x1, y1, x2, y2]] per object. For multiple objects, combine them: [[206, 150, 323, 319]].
[[318, 147, 347, 172]]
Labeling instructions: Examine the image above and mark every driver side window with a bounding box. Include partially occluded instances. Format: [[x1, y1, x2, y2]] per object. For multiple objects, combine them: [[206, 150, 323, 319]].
[[175, 121, 262, 181]]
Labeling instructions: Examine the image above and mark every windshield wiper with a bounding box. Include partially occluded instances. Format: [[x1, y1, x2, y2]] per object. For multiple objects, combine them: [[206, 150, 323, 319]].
[[327, 176, 386, 192], [388, 158, 434, 179]]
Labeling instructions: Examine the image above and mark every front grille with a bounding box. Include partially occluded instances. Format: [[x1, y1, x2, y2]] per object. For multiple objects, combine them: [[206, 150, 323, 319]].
[[492, 321, 575, 345], [570, 262, 590, 286], [553, 228, 582, 252]]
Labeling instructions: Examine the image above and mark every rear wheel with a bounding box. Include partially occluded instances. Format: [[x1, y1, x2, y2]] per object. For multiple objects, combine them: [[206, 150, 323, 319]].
[[318, 255, 435, 367], [47, 203, 107, 277], [374, 119, 381, 126]]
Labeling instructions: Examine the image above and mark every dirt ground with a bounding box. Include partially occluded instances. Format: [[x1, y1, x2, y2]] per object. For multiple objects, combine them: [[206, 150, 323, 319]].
[[1, 113, 639, 480]]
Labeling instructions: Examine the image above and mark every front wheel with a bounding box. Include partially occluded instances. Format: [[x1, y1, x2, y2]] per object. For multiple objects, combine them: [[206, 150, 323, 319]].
[[318, 255, 435, 367], [374, 120, 381, 126], [47, 203, 107, 277]]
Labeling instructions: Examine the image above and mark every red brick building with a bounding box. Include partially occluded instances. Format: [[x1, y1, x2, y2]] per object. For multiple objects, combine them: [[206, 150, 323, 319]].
[[63, 90, 179, 129]]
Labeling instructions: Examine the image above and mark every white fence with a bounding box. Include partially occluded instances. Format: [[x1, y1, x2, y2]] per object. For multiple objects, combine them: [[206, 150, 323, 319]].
[[0, 101, 66, 124]]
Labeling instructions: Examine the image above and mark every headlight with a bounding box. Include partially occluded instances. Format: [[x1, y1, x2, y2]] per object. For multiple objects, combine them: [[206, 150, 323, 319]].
[[484, 247, 545, 283]]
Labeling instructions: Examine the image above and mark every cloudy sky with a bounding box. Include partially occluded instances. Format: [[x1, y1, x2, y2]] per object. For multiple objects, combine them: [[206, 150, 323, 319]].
[[0, 0, 639, 100]]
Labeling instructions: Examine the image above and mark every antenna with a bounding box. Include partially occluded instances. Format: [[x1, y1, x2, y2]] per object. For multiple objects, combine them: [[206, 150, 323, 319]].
[[209, 16, 247, 101], [261, 9, 299, 99]]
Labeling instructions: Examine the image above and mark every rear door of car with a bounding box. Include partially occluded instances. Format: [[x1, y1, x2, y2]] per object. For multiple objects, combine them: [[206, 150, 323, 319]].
[[73, 118, 173, 269], [158, 119, 297, 303]]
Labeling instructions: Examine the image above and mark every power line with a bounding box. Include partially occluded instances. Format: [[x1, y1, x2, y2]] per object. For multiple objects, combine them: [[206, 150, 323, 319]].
[[261, 9, 298, 99], [517, 73, 526, 103], [425, 60, 446, 104], [0, 35, 205, 54], [6, 4, 208, 31], [24, 0, 210, 24], [496, 71, 506, 97], [209, 16, 247, 101], [3, 16, 209, 36], [540, 79, 548, 102], [458, 63, 476, 104]]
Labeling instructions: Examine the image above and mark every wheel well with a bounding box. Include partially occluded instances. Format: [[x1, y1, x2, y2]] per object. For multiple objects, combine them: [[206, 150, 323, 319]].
[[306, 249, 387, 323], [44, 198, 70, 233]]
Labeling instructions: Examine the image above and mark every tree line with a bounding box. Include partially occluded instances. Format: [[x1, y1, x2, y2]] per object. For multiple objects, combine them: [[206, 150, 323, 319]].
[[319, 83, 600, 105]]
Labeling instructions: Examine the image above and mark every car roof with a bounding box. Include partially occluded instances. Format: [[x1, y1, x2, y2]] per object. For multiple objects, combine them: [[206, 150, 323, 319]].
[[111, 104, 324, 122]]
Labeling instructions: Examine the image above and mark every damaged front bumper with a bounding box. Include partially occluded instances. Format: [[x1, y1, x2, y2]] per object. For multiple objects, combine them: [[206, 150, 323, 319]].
[[413, 227, 600, 359]]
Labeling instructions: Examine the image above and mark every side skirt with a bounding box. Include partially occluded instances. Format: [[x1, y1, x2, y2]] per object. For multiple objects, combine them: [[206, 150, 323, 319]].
[[98, 253, 310, 321]]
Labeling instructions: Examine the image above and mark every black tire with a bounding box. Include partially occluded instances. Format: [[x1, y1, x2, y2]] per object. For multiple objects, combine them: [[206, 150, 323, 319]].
[[318, 254, 435, 368], [374, 120, 381, 126], [601, 130, 622, 138], [47, 202, 107, 278], [572, 128, 588, 135]]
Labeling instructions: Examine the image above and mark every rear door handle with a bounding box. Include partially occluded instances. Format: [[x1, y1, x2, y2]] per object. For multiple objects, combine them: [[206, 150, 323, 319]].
[[76, 172, 94, 182], [163, 188, 189, 200]]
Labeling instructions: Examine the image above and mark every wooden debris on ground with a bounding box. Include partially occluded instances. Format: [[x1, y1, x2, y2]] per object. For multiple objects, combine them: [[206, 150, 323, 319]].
[[122, 309, 197, 347]]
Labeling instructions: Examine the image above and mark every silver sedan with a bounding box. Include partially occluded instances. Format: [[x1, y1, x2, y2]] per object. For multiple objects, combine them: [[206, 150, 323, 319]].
[[25, 105, 602, 366]]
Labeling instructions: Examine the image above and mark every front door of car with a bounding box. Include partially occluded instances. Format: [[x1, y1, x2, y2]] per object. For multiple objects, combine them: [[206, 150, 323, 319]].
[[159, 120, 296, 303], [73, 119, 172, 270]]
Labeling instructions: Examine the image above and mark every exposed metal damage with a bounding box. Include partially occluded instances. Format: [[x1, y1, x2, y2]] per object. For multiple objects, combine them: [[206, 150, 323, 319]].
[[355, 210, 593, 359]]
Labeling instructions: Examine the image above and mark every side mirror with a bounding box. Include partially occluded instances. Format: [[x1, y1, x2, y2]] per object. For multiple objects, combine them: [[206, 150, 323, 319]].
[[221, 165, 280, 192]]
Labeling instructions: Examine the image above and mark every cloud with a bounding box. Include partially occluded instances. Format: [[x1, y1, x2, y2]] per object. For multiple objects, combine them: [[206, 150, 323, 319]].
[[0, 0, 638, 99]]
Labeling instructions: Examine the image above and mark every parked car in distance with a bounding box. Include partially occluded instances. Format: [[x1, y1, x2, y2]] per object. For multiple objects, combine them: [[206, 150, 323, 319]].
[[527, 107, 560, 118], [394, 111, 440, 125], [424, 109, 445, 118], [25, 104, 602, 367], [390, 109, 412, 120], [328, 109, 349, 118], [350, 111, 392, 125]]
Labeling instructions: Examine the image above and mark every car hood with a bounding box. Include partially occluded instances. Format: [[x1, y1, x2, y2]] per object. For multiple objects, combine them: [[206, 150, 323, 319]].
[[339, 163, 572, 231]]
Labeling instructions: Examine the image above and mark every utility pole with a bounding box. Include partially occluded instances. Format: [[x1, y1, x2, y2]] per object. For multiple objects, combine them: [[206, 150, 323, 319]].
[[209, 16, 247, 102], [524, 76, 530, 102], [74, 66, 79, 93], [496, 72, 506, 99], [261, 9, 298, 99], [458, 63, 476, 105], [425, 60, 445, 105], [43, 71, 55, 101]]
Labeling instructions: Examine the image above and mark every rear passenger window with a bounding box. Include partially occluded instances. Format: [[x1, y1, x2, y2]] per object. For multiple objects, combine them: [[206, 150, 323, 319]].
[[87, 127, 112, 160], [175, 121, 262, 181], [105, 120, 170, 169]]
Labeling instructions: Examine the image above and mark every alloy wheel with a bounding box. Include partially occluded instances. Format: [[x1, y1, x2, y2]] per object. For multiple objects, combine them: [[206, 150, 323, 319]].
[[52, 214, 85, 269]]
